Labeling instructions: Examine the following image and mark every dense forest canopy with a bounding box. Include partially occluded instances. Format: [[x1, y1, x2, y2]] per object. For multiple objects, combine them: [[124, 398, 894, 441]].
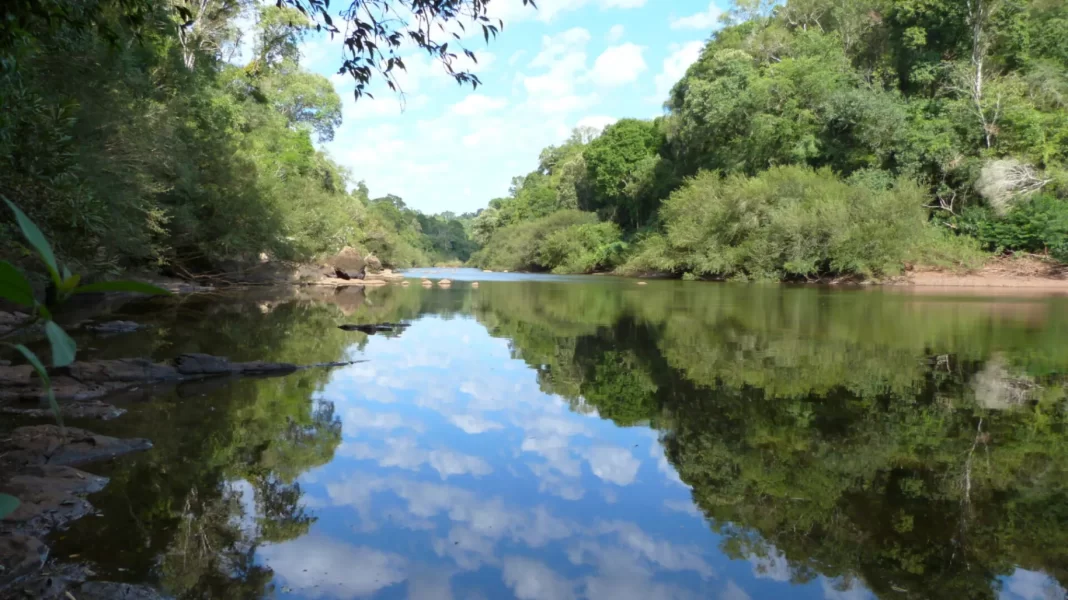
[[0, 0, 495, 275], [471, 0, 1068, 280]]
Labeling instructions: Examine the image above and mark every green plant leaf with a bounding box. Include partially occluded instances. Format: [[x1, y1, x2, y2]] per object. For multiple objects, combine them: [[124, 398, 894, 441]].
[[59, 273, 81, 294], [8, 343, 62, 428], [0, 493, 20, 519], [74, 280, 172, 296], [3, 197, 60, 285], [44, 321, 77, 367], [0, 260, 34, 306]]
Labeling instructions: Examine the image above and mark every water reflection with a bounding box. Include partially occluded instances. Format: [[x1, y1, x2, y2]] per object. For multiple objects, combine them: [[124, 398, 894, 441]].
[[50, 273, 1068, 599]]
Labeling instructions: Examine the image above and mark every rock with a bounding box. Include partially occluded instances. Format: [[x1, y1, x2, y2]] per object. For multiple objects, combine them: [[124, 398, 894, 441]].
[[0, 425, 152, 471], [0, 363, 34, 387], [437, 279, 452, 287], [637, 281, 648, 285], [2, 561, 91, 599], [331, 246, 366, 275], [471, 282, 479, 288], [338, 323, 411, 335], [1, 400, 126, 421], [0, 360, 10, 367], [68, 359, 180, 383], [0, 465, 109, 537], [482, 269, 493, 273], [85, 320, 142, 334], [174, 353, 297, 377], [0, 534, 48, 590], [365, 254, 383, 273], [0, 311, 31, 336], [75, 582, 171, 600]]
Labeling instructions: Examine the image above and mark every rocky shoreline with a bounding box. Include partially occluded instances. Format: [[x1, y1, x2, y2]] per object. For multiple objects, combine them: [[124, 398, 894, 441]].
[[0, 352, 364, 599]]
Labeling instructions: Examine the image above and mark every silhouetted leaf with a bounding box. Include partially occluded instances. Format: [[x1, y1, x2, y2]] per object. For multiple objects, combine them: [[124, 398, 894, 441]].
[[0, 261, 34, 307], [3, 197, 60, 285], [0, 494, 19, 519]]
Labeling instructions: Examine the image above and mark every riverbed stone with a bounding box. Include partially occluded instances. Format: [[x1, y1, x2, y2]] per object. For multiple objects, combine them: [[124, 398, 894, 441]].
[[0, 425, 152, 471], [1, 400, 126, 421], [75, 582, 172, 600], [0, 534, 48, 590], [85, 320, 142, 334], [0, 465, 108, 537]]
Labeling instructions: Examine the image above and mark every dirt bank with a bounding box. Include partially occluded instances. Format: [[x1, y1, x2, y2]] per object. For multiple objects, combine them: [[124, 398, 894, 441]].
[[894, 256, 1068, 294]]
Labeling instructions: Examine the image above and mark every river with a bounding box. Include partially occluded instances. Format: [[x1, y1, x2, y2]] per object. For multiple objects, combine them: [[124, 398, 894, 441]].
[[38, 269, 1068, 599]]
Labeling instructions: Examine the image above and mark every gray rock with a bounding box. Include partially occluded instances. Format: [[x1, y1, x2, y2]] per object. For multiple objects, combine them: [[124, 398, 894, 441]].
[[85, 320, 142, 334], [0, 425, 151, 471], [0, 465, 109, 537], [0, 534, 48, 590], [1, 400, 126, 421], [75, 582, 171, 600]]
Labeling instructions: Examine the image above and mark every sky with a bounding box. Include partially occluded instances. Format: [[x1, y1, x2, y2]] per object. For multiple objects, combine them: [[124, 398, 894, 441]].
[[292, 0, 730, 214]]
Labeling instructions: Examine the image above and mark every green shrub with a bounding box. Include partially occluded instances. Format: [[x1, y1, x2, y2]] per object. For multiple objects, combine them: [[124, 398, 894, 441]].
[[625, 166, 933, 280], [953, 194, 1068, 261], [470, 210, 626, 273]]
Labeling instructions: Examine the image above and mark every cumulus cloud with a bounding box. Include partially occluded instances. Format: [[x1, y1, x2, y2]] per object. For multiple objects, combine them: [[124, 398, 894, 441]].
[[590, 43, 648, 87], [259, 536, 407, 598], [721, 580, 752, 600], [448, 413, 505, 434], [503, 557, 577, 600], [584, 446, 641, 486], [339, 438, 492, 479], [653, 41, 706, 102], [671, 2, 726, 30], [606, 24, 625, 42], [450, 94, 509, 117], [577, 115, 618, 133]]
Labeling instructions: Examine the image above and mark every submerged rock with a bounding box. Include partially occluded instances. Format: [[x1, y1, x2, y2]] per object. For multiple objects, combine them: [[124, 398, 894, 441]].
[[338, 322, 411, 335], [0, 425, 152, 472], [0, 534, 48, 590]]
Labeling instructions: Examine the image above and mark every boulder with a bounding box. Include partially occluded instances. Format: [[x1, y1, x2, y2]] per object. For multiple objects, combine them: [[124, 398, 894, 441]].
[[75, 582, 172, 600], [331, 246, 366, 275], [364, 254, 383, 273]]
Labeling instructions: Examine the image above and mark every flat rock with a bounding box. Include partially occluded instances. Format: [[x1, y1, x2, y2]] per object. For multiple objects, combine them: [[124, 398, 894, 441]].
[[174, 353, 297, 376], [2, 562, 93, 600], [0, 534, 48, 590], [85, 320, 142, 334], [0, 465, 108, 537], [1, 400, 126, 421], [75, 582, 171, 600], [0, 425, 151, 471]]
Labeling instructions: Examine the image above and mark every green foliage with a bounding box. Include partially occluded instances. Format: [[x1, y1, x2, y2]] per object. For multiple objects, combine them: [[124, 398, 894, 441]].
[[470, 210, 625, 273], [627, 166, 933, 280], [954, 194, 1068, 260]]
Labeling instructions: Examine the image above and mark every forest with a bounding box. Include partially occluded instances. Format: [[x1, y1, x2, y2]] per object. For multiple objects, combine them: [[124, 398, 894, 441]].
[[3, 0, 1067, 281], [0, 0, 478, 277], [471, 0, 1068, 280]]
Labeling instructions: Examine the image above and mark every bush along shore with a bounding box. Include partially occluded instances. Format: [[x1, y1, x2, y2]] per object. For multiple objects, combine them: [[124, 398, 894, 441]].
[[468, 0, 1068, 283]]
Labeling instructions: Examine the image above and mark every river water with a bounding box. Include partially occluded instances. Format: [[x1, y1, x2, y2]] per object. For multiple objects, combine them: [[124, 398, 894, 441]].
[[45, 269, 1068, 599]]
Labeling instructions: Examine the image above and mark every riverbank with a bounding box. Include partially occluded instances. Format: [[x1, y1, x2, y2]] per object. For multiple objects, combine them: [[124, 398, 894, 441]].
[[893, 256, 1068, 291]]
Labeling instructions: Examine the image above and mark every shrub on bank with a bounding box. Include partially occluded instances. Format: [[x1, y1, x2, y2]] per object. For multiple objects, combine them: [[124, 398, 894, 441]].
[[625, 166, 960, 280], [953, 194, 1068, 262], [470, 210, 626, 273]]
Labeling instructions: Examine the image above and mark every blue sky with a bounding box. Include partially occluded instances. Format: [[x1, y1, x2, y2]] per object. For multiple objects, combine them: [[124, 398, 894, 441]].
[[294, 0, 729, 214]]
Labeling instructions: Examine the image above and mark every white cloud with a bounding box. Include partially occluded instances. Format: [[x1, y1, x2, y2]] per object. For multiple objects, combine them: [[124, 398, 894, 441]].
[[259, 536, 407, 598], [999, 569, 1065, 600], [653, 41, 706, 102], [503, 557, 577, 600], [662, 499, 703, 519], [671, 2, 726, 30], [339, 438, 492, 479], [585, 446, 641, 486], [590, 43, 647, 87], [748, 548, 792, 582], [577, 115, 618, 133], [606, 25, 625, 42], [722, 581, 752, 600], [450, 94, 509, 116], [449, 413, 504, 434], [342, 406, 423, 433]]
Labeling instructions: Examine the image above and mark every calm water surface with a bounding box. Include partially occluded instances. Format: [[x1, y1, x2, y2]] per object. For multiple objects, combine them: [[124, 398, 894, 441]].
[[46, 270, 1068, 600]]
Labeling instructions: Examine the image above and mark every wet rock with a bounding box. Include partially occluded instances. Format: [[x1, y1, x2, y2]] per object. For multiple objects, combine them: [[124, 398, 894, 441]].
[[0, 311, 31, 336], [0, 425, 151, 471], [0, 360, 10, 367], [75, 582, 172, 600], [1, 400, 126, 421], [2, 561, 92, 599], [174, 353, 297, 377], [338, 322, 411, 335], [84, 320, 142, 334], [437, 279, 453, 287], [0, 466, 108, 537], [365, 254, 383, 273], [0, 534, 48, 590]]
